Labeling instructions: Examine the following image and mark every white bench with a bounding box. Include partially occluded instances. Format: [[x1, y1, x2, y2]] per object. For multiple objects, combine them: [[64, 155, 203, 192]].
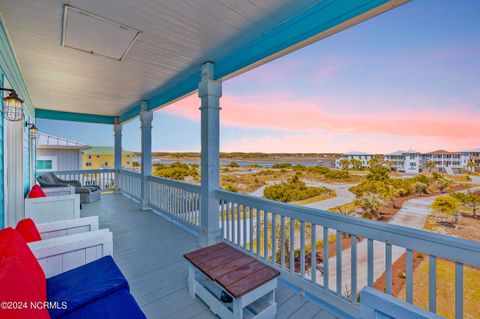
[[28, 216, 113, 278], [25, 188, 80, 224]]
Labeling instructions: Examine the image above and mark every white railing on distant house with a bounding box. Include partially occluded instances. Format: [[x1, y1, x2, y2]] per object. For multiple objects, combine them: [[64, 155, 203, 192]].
[[117, 169, 142, 201], [215, 189, 480, 319], [147, 176, 201, 232], [50, 169, 116, 193]]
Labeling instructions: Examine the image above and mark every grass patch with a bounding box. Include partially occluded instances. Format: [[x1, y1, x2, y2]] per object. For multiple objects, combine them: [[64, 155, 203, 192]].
[[292, 193, 336, 205], [397, 258, 480, 319]]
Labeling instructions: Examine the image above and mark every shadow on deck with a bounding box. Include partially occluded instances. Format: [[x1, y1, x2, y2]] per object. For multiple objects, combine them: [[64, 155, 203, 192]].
[[81, 194, 335, 319]]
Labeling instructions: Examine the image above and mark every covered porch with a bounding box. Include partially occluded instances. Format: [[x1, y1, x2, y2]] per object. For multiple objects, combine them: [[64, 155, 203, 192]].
[[81, 193, 334, 319], [0, 0, 479, 318]]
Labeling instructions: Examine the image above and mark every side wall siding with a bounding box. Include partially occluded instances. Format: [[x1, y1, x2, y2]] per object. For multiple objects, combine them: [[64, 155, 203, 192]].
[[0, 15, 35, 227]]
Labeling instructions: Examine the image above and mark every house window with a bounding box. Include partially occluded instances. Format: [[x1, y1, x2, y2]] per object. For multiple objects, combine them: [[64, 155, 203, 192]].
[[36, 160, 52, 170], [127, 162, 130, 165], [88, 155, 92, 159], [86, 162, 92, 167], [104, 162, 108, 166], [96, 155, 100, 158]]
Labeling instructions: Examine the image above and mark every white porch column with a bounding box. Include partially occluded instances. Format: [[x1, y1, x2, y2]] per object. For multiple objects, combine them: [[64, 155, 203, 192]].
[[198, 62, 222, 247], [113, 118, 122, 192], [140, 102, 153, 211]]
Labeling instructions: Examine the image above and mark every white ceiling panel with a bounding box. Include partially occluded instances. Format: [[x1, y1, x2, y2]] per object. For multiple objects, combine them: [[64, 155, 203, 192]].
[[0, 0, 309, 116]]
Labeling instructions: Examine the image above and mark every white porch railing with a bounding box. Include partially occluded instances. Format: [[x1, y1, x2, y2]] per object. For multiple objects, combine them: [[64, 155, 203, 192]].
[[51, 169, 115, 193], [147, 176, 201, 231], [215, 189, 480, 319], [43, 169, 478, 318], [117, 169, 142, 201]]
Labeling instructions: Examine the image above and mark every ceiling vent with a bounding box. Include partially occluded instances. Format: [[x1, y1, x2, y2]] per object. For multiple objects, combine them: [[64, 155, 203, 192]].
[[62, 5, 141, 61]]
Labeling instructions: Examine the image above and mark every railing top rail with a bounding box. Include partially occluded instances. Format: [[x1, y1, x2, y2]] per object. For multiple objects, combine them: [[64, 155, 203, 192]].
[[49, 169, 115, 174], [147, 175, 201, 193], [118, 169, 141, 177], [215, 189, 480, 267]]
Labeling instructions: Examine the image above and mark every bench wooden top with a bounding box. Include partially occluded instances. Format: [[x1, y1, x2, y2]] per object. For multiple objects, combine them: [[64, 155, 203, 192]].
[[184, 242, 280, 298]]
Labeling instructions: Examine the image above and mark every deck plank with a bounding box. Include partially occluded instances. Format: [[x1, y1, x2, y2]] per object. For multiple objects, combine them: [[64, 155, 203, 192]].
[[81, 194, 334, 319]]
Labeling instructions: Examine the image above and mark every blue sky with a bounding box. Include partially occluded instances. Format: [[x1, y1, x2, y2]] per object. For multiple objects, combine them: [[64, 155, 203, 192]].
[[37, 1, 480, 153]]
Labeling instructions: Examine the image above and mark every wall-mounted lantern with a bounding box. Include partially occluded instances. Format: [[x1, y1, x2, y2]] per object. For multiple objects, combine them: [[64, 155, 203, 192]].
[[1, 88, 25, 121], [25, 121, 38, 141]]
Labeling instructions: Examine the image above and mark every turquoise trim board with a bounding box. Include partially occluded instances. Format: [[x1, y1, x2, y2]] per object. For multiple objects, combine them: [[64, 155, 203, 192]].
[[118, 0, 401, 123], [0, 73, 4, 229], [0, 15, 34, 119], [35, 109, 115, 125]]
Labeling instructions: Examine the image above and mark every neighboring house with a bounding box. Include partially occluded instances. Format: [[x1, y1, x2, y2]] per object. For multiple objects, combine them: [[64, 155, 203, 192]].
[[82, 146, 134, 169], [421, 150, 470, 174], [384, 150, 420, 174], [36, 133, 91, 172], [462, 148, 480, 172], [335, 151, 375, 169]]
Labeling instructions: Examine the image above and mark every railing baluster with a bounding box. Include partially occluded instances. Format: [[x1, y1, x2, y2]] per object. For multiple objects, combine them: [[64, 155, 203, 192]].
[[226, 201, 230, 241], [406, 249, 413, 303], [323, 226, 329, 289], [271, 213, 276, 265], [351, 235, 357, 303], [264, 211, 268, 260], [232, 203, 237, 245], [386, 243, 392, 294], [220, 199, 225, 237], [429, 255, 437, 313], [455, 262, 464, 319], [249, 207, 254, 252], [281, 216, 285, 269], [256, 208, 261, 256], [311, 223, 317, 285], [367, 238, 374, 287], [336, 230, 342, 296], [300, 221, 305, 278], [236, 204, 240, 246], [290, 218, 295, 273], [243, 205, 247, 248]]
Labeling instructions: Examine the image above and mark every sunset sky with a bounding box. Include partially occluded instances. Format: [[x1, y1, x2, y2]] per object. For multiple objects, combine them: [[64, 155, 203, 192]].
[[38, 0, 480, 154]]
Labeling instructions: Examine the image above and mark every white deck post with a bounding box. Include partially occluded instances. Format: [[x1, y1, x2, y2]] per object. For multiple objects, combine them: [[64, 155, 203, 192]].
[[199, 62, 222, 247], [140, 102, 153, 211], [113, 118, 122, 193]]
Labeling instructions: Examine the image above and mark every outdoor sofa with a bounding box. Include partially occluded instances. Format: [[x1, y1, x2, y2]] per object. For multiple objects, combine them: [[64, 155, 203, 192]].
[[0, 218, 145, 319], [37, 173, 101, 204]]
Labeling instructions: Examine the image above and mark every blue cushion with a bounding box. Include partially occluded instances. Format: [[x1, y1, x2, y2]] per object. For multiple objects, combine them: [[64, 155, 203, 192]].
[[47, 256, 129, 318], [61, 288, 146, 319]]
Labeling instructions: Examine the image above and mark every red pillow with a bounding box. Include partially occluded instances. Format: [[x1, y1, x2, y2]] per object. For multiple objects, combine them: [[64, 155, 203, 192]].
[[16, 218, 42, 243], [28, 184, 46, 198], [0, 228, 47, 301], [0, 255, 50, 319]]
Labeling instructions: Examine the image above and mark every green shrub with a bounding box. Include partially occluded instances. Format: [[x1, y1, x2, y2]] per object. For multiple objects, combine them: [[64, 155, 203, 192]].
[[272, 163, 292, 169], [229, 161, 240, 168], [153, 161, 198, 181], [263, 175, 332, 202]]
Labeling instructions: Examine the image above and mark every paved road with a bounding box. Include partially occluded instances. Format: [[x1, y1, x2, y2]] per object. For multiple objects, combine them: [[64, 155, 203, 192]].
[[304, 182, 356, 210], [316, 185, 480, 294]]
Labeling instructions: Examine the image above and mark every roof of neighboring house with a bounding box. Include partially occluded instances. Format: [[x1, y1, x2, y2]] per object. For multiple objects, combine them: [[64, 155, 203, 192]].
[[463, 148, 480, 153], [385, 150, 405, 156], [343, 151, 373, 156], [37, 133, 90, 150], [83, 146, 134, 155], [426, 150, 457, 155]]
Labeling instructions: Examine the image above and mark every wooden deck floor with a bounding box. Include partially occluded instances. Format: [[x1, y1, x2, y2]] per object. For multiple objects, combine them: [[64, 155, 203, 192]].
[[82, 194, 336, 319]]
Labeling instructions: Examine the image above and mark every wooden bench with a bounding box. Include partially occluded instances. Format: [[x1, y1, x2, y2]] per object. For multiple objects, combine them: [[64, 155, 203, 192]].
[[184, 242, 280, 319]]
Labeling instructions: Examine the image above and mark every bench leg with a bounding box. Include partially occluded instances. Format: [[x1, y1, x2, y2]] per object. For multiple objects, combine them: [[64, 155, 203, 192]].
[[233, 299, 243, 319], [188, 264, 196, 298]]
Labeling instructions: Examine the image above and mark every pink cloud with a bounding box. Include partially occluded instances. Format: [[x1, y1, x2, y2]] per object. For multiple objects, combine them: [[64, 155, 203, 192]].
[[163, 93, 480, 141], [221, 131, 480, 153]]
